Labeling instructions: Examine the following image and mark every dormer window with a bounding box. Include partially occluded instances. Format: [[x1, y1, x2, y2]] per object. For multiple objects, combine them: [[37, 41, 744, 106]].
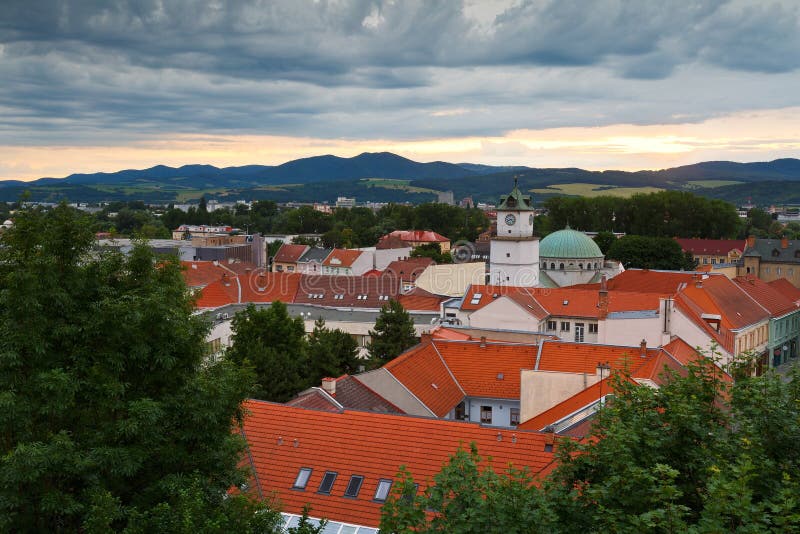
[[773, 249, 780, 257]]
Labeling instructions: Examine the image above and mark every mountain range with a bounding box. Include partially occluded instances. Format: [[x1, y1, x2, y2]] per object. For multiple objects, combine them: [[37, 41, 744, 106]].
[[1, 152, 799, 205]]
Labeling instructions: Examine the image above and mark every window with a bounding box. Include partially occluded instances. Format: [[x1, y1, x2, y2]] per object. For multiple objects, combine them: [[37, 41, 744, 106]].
[[506, 252, 511, 258], [765, 267, 771, 274], [559, 263, 565, 270], [480, 406, 493, 424], [778, 267, 782, 275], [344, 475, 364, 498], [470, 293, 483, 305], [292, 468, 312, 490], [550, 262, 555, 270], [510, 408, 520, 426], [589, 323, 598, 334], [374, 479, 393, 502], [318, 471, 337, 494], [711, 258, 716, 264], [561, 321, 570, 332], [334, 294, 344, 300], [547, 320, 557, 331]]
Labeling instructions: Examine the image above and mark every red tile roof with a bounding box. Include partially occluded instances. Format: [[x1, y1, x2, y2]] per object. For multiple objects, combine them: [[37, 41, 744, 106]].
[[273, 244, 310, 263], [285, 389, 342, 412], [608, 269, 697, 295], [293, 274, 402, 308], [734, 276, 799, 317], [435, 341, 537, 399], [385, 257, 435, 281], [674, 238, 745, 256], [536, 340, 660, 375], [768, 277, 800, 303], [678, 275, 770, 330], [384, 230, 450, 243], [322, 248, 364, 268], [193, 271, 302, 309], [383, 343, 463, 417], [397, 287, 446, 312], [182, 260, 243, 288], [241, 401, 558, 528]]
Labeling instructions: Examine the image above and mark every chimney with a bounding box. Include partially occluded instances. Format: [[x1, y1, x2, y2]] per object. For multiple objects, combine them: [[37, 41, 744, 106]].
[[598, 275, 609, 319], [692, 273, 703, 288], [782, 236, 789, 249], [321, 377, 336, 396], [480, 336, 487, 348], [420, 332, 432, 345], [640, 339, 647, 357], [747, 235, 756, 248]]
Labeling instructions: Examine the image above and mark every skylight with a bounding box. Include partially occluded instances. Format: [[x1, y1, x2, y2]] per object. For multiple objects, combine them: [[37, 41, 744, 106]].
[[292, 468, 312, 490], [344, 475, 364, 498], [374, 479, 392, 502], [318, 471, 337, 494], [470, 292, 483, 305]]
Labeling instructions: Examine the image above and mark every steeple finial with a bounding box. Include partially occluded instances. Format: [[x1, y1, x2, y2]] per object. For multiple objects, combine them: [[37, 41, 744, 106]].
[[514, 175, 519, 189]]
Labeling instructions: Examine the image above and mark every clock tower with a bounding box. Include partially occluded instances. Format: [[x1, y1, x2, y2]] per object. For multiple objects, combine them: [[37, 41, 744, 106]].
[[489, 179, 540, 286]]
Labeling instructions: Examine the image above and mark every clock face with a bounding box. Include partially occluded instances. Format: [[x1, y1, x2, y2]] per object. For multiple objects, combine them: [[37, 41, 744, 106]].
[[505, 214, 516, 226]]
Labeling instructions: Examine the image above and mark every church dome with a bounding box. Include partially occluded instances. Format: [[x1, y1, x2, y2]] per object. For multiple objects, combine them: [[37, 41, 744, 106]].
[[540, 227, 602, 259]]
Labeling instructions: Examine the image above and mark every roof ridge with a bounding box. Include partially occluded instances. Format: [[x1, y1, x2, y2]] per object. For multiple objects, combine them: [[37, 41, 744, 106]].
[[431, 340, 467, 397]]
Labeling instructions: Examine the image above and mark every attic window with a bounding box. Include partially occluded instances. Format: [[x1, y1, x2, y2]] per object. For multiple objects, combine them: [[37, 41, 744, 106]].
[[562, 300, 569, 306], [292, 468, 312, 490], [379, 295, 389, 301], [496, 373, 504, 380], [374, 479, 393, 502], [317, 471, 337, 494], [343, 475, 364, 498], [357, 294, 368, 300], [334, 294, 344, 300], [470, 293, 483, 305], [773, 249, 780, 257]]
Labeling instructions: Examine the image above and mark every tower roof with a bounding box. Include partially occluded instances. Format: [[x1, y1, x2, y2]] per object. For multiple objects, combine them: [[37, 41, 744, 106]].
[[540, 226, 603, 259], [498, 179, 534, 211]]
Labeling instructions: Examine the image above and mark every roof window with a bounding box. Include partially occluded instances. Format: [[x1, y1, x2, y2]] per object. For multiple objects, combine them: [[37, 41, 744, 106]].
[[374, 479, 393, 502], [470, 293, 483, 305], [317, 471, 337, 494], [334, 294, 344, 300], [343, 475, 364, 498], [292, 468, 312, 490]]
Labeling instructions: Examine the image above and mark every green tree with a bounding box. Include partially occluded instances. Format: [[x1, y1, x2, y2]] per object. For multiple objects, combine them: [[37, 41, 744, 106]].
[[0, 204, 274, 532], [226, 302, 308, 402], [366, 300, 418, 365], [607, 235, 696, 270], [593, 230, 617, 255], [410, 243, 452, 263], [307, 318, 360, 383]]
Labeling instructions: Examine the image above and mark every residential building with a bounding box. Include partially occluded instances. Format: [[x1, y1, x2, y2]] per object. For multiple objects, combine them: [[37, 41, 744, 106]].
[[738, 236, 800, 287], [322, 249, 373, 276], [675, 238, 746, 267], [335, 196, 356, 208], [171, 224, 234, 240], [437, 190, 454, 205], [377, 230, 451, 253], [240, 401, 557, 530], [295, 247, 332, 274], [384, 257, 435, 291], [271, 243, 309, 273]]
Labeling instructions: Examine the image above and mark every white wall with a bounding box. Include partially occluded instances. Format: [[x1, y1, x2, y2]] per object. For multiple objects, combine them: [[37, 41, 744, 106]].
[[599, 316, 663, 347], [520, 370, 601, 424], [371, 247, 413, 270], [468, 297, 541, 332]]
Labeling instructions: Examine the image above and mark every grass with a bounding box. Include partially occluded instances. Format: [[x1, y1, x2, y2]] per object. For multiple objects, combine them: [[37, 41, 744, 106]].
[[360, 178, 440, 194], [530, 183, 664, 198], [684, 180, 744, 189]]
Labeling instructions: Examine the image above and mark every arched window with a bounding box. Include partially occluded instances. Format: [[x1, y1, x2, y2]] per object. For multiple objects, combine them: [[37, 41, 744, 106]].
[[578, 263, 583, 269], [560, 263, 565, 270], [550, 262, 555, 270]]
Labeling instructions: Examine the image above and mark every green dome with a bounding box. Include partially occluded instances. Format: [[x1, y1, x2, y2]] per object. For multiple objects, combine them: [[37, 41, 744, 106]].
[[540, 227, 603, 259]]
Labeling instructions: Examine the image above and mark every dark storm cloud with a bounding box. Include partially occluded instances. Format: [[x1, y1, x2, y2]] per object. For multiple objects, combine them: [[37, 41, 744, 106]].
[[0, 0, 798, 143]]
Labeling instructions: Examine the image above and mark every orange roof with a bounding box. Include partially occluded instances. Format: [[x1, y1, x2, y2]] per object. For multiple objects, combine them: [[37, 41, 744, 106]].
[[273, 244, 310, 263], [322, 248, 364, 268], [385, 257, 435, 281], [768, 277, 800, 304], [536, 340, 660, 375], [608, 269, 697, 295], [734, 275, 798, 317], [679, 275, 769, 330], [397, 287, 446, 312], [385, 230, 450, 243], [242, 401, 557, 528], [182, 260, 239, 288], [383, 343, 463, 417], [435, 341, 537, 399], [193, 277, 239, 308], [193, 271, 302, 309]]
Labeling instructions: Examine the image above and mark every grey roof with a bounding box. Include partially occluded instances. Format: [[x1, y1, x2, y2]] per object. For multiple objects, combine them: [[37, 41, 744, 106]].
[[742, 238, 800, 264], [202, 302, 437, 326], [298, 247, 333, 263]]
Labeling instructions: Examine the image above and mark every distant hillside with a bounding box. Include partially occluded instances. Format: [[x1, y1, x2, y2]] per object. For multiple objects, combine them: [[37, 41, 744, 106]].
[[1, 154, 798, 205]]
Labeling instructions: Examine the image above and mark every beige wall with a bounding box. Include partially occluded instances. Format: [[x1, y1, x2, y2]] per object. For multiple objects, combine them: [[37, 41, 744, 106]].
[[415, 263, 486, 297], [520, 370, 602, 424], [599, 316, 663, 348], [355, 368, 435, 417], [468, 297, 541, 332]]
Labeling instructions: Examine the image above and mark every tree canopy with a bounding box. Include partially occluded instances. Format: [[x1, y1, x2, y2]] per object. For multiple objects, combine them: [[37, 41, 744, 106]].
[[366, 300, 418, 366], [381, 356, 800, 532], [0, 204, 277, 532], [607, 234, 697, 270]]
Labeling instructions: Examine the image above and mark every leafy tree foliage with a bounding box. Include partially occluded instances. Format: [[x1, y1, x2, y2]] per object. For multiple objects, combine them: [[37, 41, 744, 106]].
[[607, 235, 696, 270], [0, 205, 273, 532], [226, 302, 307, 402], [410, 243, 452, 263], [592, 230, 617, 254], [381, 356, 800, 532], [545, 191, 741, 239], [307, 318, 360, 384], [367, 300, 418, 365]]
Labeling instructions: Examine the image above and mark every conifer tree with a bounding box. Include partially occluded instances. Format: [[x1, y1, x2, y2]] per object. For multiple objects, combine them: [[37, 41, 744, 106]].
[[307, 317, 360, 383], [366, 299, 418, 364]]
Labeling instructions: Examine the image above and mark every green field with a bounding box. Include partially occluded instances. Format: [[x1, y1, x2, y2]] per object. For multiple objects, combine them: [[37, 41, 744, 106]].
[[361, 178, 440, 194], [684, 180, 744, 189], [530, 183, 664, 198]]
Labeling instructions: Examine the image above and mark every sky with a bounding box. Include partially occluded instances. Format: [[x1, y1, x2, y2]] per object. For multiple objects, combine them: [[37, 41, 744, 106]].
[[1, 0, 799, 181]]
